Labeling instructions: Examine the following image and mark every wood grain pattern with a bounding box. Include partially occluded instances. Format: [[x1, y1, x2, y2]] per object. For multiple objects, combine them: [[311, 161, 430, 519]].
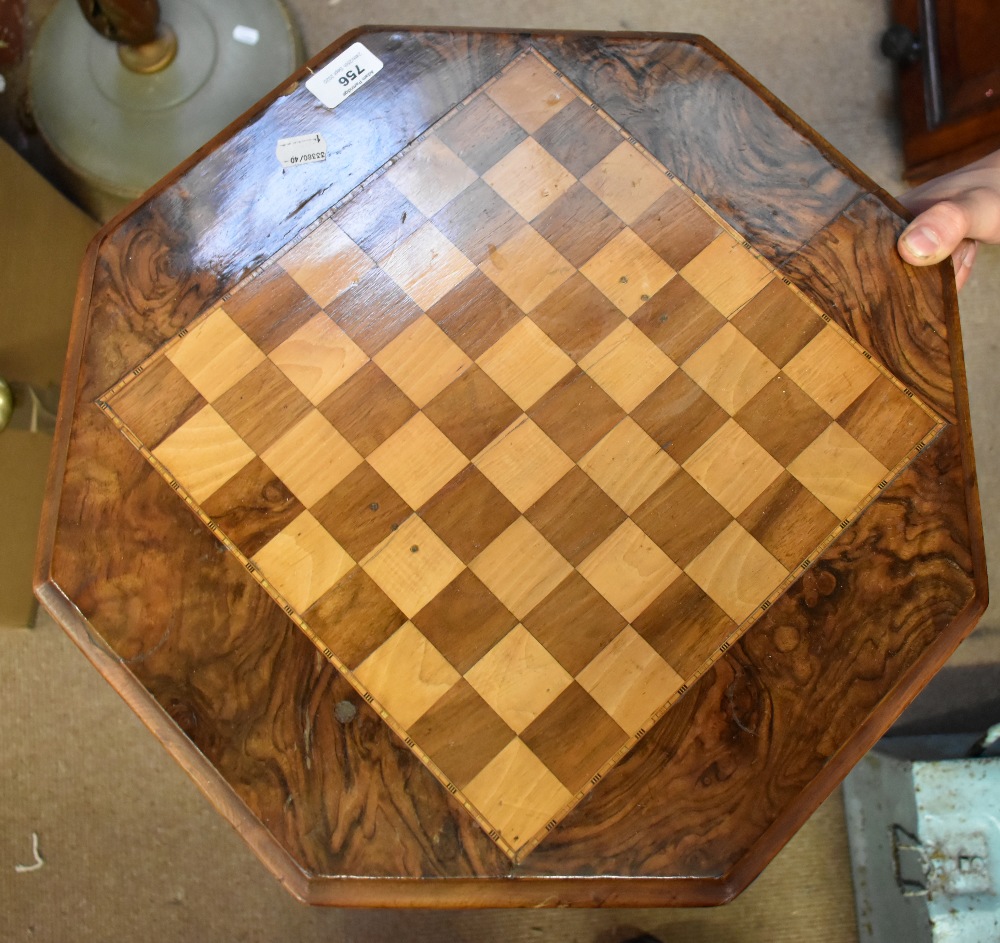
[[520, 424, 980, 888], [780, 193, 957, 422], [533, 35, 866, 263], [78, 29, 524, 405], [35, 28, 985, 905]]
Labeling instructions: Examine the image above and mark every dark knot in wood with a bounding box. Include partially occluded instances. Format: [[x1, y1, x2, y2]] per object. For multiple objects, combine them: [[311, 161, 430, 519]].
[[802, 568, 838, 608], [121, 229, 185, 312], [165, 696, 199, 737]]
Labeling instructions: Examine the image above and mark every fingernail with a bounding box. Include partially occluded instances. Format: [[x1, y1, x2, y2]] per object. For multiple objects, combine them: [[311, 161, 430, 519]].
[[901, 225, 941, 259]]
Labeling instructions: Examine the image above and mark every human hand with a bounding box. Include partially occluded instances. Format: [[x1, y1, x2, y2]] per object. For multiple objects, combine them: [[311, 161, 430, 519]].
[[896, 149, 1000, 290]]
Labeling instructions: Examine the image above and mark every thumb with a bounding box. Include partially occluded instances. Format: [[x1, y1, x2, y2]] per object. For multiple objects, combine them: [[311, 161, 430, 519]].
[[898, 188, 1000, 266]]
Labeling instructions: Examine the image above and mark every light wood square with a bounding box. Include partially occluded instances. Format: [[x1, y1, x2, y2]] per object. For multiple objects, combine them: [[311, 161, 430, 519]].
[[373, 315, 472, 408], [473, 416, 575, 512], [476, 316, 575, 409], [260, 409, 362, 507], [787, 423, 889, 519], [252, 510, 355, 611], [579, 417, 679, 514], [577, 626, 683, 733], [464, 738, 573, 849], [783, 327, 881, 419], [578, 520, 681, 622], [685, 521, 788, 624], [683, 419, 784, 517], [165, 309, 265, 401], [367, 413, 469, 510], [579, 321, 678, 412], [469, 517, 574, 619], [479, 225, 575, 314], [280, 220, 374, 308], [386, 135, 478, 216], [581, 142, 671, 225], [682, 322, 779, 414], [360, 515, 465, 616], [485, 55, 573, 133], [354, 621, 461, 728], [579, 228, 676, 315], [483, 138, 576, 222], [381, 222, 476, 312], [465, 624, 574, 733], [153, 405, 255, 503], [270, 315, 369, 405], [679, 237, 773, 316]]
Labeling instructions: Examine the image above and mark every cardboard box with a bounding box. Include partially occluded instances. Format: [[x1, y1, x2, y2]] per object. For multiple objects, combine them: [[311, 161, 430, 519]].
[[0, 139, 97, 626]]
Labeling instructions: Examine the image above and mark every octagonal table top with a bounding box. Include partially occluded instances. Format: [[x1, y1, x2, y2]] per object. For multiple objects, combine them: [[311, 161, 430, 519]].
[[36, 27, 987, 906]]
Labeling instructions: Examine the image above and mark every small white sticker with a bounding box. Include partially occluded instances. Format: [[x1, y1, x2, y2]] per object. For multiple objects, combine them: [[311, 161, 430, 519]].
[[306, 42, 383, 109], [276, 133, 327, 168], [233, 25, 260, 46]]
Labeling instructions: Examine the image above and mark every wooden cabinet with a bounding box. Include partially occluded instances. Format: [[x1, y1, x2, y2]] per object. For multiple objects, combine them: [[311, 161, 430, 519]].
[[888, 0, 1000, 181]]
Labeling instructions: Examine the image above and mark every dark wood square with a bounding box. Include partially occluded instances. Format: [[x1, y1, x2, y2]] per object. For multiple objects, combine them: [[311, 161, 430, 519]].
[[632, 574, 737, 678], [303, 566, 407, 669], [222, 265, 322, 354], [631, 276, 727, 364], [326, 268, 423, 357], [426, 270, 525, 359], [332, 174, 427, 263], [631, 371, 729, 463], [521, 682, 628, 794], [527, 272, 626, 362], [631, 471, 733, 569], [632, 185, 723, 270], [531, 183, 627, 268], [435, 92, 528, 175], [317, 362, 418, 457], [528, 368, 626, 461], [409, 679, 516, 789], [411, 569, 518, 673], [838, 375, 940, 469], [200, 456, 304, 557], [212, 360, 312, 453], [432, 179, 523, 264], [108, 356, 205, 450], [532, 97, 625, 179], [522, 572, 626, 675], [730, 278, 825, 367], [735, 373, 832, 465], [418, 465, 520, 565], [738, 471, 840, 569], [423, 365, 522, 460], [309, 463, 412, 561], [524, 466, 626, 566]]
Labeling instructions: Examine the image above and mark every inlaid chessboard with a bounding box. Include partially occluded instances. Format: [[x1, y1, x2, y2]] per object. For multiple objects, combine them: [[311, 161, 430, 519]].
[[99, 50, 943, 860]]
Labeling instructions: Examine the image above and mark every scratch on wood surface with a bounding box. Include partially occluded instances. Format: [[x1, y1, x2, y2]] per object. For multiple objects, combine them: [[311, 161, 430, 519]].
[[119, 625, 172, 665]]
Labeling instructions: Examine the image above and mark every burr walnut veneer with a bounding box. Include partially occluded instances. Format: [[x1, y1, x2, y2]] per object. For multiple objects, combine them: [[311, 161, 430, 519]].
[[36, 28, 987, 905]]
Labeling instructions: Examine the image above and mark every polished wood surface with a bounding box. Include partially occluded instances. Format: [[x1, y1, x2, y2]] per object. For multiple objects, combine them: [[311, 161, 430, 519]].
[[37, 28, 986, 905], [97, 51, 944, 862]]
